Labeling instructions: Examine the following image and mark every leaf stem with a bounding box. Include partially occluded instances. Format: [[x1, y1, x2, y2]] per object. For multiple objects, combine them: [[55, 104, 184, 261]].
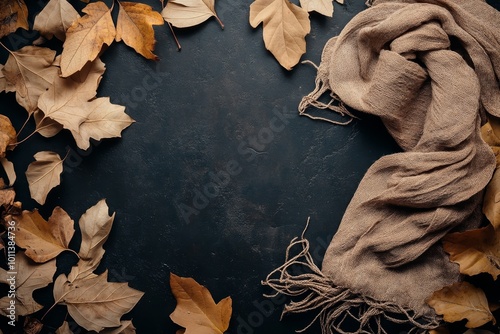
[[10, 123, 55, 146], [215, 14, 224, 29], [0, 42, 12, 54], [167, 23, 182, 51], [42, 290, 72, 321]]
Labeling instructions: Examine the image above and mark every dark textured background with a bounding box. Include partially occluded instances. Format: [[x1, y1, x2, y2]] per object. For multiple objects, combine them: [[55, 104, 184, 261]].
[[1, 0, 498, 333]]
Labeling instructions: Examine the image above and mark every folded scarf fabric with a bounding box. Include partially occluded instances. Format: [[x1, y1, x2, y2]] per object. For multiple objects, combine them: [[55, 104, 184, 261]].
[[264, 0, 500, 332]]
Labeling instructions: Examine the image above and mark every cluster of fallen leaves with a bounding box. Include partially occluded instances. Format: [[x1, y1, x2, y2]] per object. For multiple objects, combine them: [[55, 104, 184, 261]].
[[426, 119, 500, 333], [250, 0, 344, 70]]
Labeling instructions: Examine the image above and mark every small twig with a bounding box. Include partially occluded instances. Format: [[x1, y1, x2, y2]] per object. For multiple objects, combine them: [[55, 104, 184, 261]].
[[167, 22, 182, 51]]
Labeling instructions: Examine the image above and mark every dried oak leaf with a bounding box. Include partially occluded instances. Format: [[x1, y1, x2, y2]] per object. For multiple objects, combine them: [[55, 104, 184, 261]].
[[14, 207, 75, 263], [68, 199, 115, 282], [427, 281, 495, 328], [25, 151, 64, 205], [61, 1, 116, 77], [116, 2, 164, 60], [2, 46, 59, 114], [161, 0, 224, 29], [170, 273, 232, 334], [33, 0, 81, 41], [0, 252, 57, 316], [53, 271, 144, 332], [249, 0, 310, 70], [299, 0, 333, 17], [443, 224, 500, 279], [0, 0, 29, 38]]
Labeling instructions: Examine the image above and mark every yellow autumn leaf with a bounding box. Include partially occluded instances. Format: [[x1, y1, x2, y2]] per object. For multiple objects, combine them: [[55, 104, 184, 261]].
[[169, 273, 232, 334], [116, 1, 164, 60], [249, 0, 311, 70], [161, 0, 224, 29], [61, 1, 116, 77], [427, 282, 495, 328]]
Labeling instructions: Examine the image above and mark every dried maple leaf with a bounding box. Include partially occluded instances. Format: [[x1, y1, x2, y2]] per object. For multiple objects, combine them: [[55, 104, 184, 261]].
[[14, 207, 75, 263], [299, 0, 333, 17], [116, 1, 164, 60], [249, 0, 310, 70], [56, 321, 73, 334], [443, 225, 500, 279], [61, 1, 116, 77], [25, 151, 64, 205], [161, 0, 224, 29], [0, 252, 56, 316], [67, 199, 115, 282], [70, 97, 134, 150], [38, 58, 106, 133], [33, 0, 81, 41], [2, 46, 59, 114], [0, 0, 29, 38], [169, 273, 232, 334], [427, 281, 495, 328], [53, 271, 144, 332]]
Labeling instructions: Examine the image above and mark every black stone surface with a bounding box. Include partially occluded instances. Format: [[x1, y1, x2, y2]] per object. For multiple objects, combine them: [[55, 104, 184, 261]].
[[1, 0, 498, 333]]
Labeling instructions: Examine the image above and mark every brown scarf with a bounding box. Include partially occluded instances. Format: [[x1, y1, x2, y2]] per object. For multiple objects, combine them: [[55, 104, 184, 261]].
[[264, 0, 500, 332]]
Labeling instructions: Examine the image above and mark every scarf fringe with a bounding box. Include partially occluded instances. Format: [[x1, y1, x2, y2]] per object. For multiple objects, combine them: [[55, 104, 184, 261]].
[[298, 63, 357, 126], [262, 221, 441, 334]]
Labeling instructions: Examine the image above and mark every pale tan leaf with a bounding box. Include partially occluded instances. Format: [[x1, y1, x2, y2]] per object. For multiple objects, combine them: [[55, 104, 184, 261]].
[[169, 273, 232, 334], [34, 109, 63, 138], [0, 183, 15, 208], [34, 0, 81, 41], [3, 46, 59, 114], [54, 271, 144, 332], [299, 0, 333, 17], [250, 0, 310, 70], [70, 97, 134, 150], [68, 199, 115, 282], [25, 151, 64, 205], [55, 321, 73, 334], [0, 252, 56, 316], [100, 320, 136, 334], [0, 0, 29, 38], [1, 158, 16, 186], [0, 65, 6, 93], [427, 282, 495, 328], [116, 2, 164, 60], [162, 0, 224, 29], [38, 58, 106, 133], [0, 115, 16, 159], [443, 225, 500, 279], [61, 1, 115, 77], [14, 207, 75, 263]]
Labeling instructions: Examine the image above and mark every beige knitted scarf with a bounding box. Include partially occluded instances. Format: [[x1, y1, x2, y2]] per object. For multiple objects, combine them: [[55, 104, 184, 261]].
[[264, 0, 500, 333]]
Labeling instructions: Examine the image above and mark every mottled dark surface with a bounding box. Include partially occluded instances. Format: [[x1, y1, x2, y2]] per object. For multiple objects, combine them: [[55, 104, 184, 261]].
[[2, 0, 484, 333]]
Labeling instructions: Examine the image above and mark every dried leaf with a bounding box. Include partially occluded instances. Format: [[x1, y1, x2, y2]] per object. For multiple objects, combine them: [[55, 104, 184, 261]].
[[1, 158, 16, 186], [116, 2, 164, 60], [33, 0, 81, 41], [0, 65, 6, 93], [169, 273, 232, 334], [24, 317, 43, 334], [68, 199, 115, 282], [38, 58, 106, 133], [482, 122, 500, 230], [14, 207, 75, 263], [61, 1, 116, 77], [0, 0, 29, 38], [443, 225, 500, 279], [2, 46, 59, 113], [100, 320, 136, 334], [427, 282, 495, 328], [249, 0, 310, 70], [55, 321, 73, 334], [299, 0, 333, 17], [0, 183, 15, 208], [34, 109, 63, 138], [25, 151, 64, 205], [54, 271, 144, 332], [70, 97, 134, 150], [429, 326, 449, 334], [162, 0, 224, 29], [0, 115, 16, 159], [0, 252, 57, 316]]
